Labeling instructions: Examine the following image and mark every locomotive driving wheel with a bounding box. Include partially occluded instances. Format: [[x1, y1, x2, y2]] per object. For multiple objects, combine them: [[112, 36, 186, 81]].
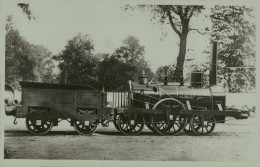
[[73, 120, 98, 135], [190, 114, 216, 135], [151, 98, 188, 136], [118, 114, 145, 135], [25, 118, 54, 135], [113, 114, 121, 131], [145, 123, 157, 133], [144, 116, 158, 133], [183, 123, 193, 133], [183, 117, 193, 133]]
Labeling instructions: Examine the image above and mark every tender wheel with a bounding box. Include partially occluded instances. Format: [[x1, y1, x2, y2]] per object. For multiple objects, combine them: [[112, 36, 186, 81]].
[[73, 120, 98, 135], [113, 114, 121, 131], [118, 114, 144, 135], [190, 114, 216, 136], [151, 98, 188, 136], [25, 118, 53, 135]]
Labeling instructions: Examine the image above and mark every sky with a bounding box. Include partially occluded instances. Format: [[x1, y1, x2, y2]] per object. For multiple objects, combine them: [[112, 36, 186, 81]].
[[4, 1, 213, 72]]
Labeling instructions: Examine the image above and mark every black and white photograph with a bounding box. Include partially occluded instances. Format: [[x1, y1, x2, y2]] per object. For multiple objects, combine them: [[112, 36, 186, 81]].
[[1, 0, 259, 166]]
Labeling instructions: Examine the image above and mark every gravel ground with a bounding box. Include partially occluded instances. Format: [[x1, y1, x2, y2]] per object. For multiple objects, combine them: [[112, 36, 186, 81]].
[[4, 114, 259, 162]]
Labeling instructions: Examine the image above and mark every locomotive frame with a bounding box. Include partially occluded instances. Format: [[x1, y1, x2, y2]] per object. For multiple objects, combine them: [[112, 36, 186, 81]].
[[110, 82, 249, 136]]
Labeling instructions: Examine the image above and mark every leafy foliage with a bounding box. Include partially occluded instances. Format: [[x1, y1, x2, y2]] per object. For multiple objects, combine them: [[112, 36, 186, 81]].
[[210, 6, 256, 92], [155, 64, 176, 82], [97, 36, 154, 91], [17, 3, 35, 20], [5, 16, 36, 88], [6, 16, 57, 88], [125, 5, 205, 82], [113, 36, 154, 80], [54, 34, 99, 87], [97, 54, 136, 91], [29, 44, 57, 83]]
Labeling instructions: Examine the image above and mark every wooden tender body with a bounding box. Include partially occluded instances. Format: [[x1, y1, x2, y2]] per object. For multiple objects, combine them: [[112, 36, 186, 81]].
[[6, 81, 113, 135]]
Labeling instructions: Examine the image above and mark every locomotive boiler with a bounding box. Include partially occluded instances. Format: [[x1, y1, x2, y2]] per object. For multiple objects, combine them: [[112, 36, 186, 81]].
[[4, 42, 249, 136]]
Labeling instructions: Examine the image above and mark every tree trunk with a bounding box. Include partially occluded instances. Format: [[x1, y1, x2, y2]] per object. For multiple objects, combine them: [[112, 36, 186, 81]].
[[227, 73, 232, 93], [174, 34, 188, 82]]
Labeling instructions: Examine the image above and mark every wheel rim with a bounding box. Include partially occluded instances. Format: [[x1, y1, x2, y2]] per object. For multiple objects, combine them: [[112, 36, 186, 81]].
[[183, 123, 193, 133], [73, 120, 98, 135], [145, 123, 158, 133], [144, 116, 158, 133], [183, 117, 192, 133], [190, 114, 216, 135], [25, 118, 53, 135], [118, 114, 144, 135], [113, 114, 121, 131], [151, 98, 188, 135]]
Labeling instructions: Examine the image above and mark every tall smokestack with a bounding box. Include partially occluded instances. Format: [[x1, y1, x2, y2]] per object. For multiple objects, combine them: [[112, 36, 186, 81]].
[[210, 42, 218, 86]]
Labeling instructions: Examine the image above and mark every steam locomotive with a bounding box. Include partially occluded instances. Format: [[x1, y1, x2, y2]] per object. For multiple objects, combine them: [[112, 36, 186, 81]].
[[4, 43, 249, 136]]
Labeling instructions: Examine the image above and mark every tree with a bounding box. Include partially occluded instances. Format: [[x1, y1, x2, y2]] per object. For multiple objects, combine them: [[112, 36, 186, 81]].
[[97, 54, 136, 91], [54, 34, 99, 87], [6, 16, 57, 87], [125, 5, 204, 82], [155, 64, 176, 82], [113, 36, 154, 81], [5, 16, 36, 88], [17, 3, 35, 20], [97, 36, 154, 91], [210, 6, 256, 92], [29, 44, 57, 83]]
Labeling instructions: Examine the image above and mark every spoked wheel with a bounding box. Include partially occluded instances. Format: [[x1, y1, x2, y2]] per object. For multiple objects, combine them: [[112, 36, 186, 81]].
[[190, 114, 216, 136], [151, 98, 188, 136], [73, 120, 98, 135], [183, 117, 192, 133], [183, 123, 193, 133], [144, 116, 158, 133], [113, 114, 120, 131], [25, 118, 54, 135], [145, 123, 158, 133], [118, 114, 145, 135]]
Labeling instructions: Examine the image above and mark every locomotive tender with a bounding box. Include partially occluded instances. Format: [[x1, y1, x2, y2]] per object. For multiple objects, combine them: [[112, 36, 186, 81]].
[[5, 43, 249, 136]]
